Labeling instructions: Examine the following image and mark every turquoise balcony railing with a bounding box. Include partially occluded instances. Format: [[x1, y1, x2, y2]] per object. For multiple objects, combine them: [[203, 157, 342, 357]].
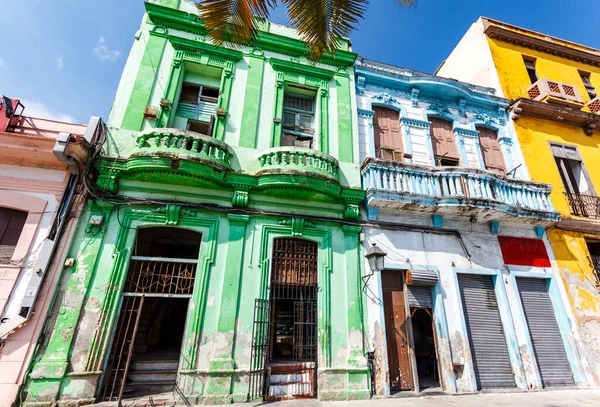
[[361, 158, 558, 221]]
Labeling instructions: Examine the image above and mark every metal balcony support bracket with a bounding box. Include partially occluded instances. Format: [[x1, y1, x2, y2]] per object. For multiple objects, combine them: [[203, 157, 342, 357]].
[[489, 221, 500, 235], [432, 214, 443, 228], [534, 226, 545, 239]]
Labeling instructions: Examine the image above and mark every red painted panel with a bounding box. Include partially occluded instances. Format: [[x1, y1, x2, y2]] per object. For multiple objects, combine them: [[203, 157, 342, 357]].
[[498, 236, 551, 267]]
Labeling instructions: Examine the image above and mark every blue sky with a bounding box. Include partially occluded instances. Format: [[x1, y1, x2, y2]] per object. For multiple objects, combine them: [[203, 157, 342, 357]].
[[1, 0, 599, 124]]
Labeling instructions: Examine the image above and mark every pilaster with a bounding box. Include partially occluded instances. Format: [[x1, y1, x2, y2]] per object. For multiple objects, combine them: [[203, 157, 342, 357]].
[[239, 50, 265, 148]]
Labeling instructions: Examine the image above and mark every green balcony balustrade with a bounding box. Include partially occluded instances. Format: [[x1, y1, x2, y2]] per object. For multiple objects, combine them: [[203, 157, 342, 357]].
[[134, 128, 233, 170], [257, 147, 339, 181]]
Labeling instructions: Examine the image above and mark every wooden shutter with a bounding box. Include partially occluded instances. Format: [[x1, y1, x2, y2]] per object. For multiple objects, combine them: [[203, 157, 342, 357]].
[[430, 118, 459, 163], [373, 107, 403, 161], [0, 208, 27, 263], [382, 271, 413, 391], [477, 127, 506, 175]]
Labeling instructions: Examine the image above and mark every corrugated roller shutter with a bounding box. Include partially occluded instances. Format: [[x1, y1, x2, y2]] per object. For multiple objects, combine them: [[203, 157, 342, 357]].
[[516, 278, 574, 387], [458, 274, 515, 389], [407, 286, 432, 308]]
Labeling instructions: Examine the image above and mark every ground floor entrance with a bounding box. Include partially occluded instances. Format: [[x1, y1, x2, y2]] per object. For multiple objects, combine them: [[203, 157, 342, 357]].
[[381, 271, 441, 394]]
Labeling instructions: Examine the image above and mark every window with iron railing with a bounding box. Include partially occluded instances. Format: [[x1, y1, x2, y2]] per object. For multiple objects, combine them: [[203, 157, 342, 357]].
[[586, 240, 600, 286], [551, 143, 599, 217], [281, 93, 316, 148]]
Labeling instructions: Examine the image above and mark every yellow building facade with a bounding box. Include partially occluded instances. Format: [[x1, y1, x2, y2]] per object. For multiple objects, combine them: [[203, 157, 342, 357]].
[[439, 18, 600, 386]]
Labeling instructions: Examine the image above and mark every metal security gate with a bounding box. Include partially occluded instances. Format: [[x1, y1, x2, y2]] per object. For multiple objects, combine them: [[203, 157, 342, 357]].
[[99, 257, 198, 404], [516, 278, 574, 387], [457, 274, 515, 389], [249, 299, 271, 401]]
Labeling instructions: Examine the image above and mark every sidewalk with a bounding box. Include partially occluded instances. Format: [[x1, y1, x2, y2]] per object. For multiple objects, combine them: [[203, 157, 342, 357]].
[[215, 389, 600, 407], [107, 389, 600, 407]]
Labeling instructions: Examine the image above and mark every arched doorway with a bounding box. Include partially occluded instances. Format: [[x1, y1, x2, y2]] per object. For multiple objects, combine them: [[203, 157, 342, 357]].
[[99, 227, 201, 403]]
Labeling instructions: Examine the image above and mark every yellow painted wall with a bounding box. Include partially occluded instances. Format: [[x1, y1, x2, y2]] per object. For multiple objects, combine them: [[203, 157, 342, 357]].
[[486, 36, 600, 381], [487, 37, 600, 107]]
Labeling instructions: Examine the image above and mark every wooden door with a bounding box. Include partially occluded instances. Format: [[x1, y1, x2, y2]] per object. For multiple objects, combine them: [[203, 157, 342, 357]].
[[382, 271, 413, 391], [477, 127, 506, 175], [430, 118, 459, 163], [373, 107, 403, 161]]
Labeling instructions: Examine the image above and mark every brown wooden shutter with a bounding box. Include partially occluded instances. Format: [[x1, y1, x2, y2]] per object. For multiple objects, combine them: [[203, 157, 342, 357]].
[[0, 208, 27, 263], [373, 107, 403, 161], [430, 118, 460, 163], [477, 127, 506, 175], [382, 271, 413, 391]]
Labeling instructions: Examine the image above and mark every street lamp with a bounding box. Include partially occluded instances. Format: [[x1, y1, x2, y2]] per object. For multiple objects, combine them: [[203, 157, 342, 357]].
[[365, 243, 387, 273]]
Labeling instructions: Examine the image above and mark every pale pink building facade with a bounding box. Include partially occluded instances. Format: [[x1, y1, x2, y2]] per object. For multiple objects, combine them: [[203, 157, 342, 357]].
[[0, 97, 97, 406]]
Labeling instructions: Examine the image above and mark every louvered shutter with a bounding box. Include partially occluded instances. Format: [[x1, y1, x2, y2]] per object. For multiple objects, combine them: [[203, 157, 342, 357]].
[[0, 208, 27, 263], [373, 107, 403, 161], [406, 286, 432, 308], [458, 274, 515, 389], [516, 278, 574, 387], [477, 127, 507, 175], [430, 118, 459, 162]]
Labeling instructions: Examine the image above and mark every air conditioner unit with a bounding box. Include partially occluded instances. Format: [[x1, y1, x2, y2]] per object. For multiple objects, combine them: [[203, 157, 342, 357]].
[[586, 96, 600, 114], [527, 78, 583, 106]]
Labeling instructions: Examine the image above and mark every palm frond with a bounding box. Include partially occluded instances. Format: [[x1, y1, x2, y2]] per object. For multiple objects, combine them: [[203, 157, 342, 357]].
[[197, 0, 275, 46], [281, 0, 369, 59]]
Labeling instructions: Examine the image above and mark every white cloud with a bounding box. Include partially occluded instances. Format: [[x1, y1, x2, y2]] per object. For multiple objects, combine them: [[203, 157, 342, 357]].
[[54, 56, 63, 69], [0, 58, 6, 68], [93, 36, 120, 61], [20, 99, 77, 123]]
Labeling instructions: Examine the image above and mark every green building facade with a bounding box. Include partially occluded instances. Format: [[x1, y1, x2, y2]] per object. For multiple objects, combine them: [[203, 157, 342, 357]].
[[22, 1, 369, 405]]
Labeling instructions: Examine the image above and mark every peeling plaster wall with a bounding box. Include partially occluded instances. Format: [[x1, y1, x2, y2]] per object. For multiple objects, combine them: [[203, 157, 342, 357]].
[[363, 212, 585, 394]]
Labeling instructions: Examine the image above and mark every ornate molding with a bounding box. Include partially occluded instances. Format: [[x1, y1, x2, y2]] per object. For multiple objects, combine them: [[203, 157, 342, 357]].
[[454, 127, 480, 138], [232, 189, 249, 208], [356, 76, 366, 95], [278, 217, 315, 237], [156, 204, 197, 225], [372, 92, 397, 105], [400, 117, 431, 129], [357, 108, 374, 118], [411, 88, 420, 107]]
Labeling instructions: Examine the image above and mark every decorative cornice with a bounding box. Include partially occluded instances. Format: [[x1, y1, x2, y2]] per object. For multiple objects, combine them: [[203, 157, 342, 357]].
[[269, 58, 336, 81], [400, 117, 430, 129], [510, 97, 600, 135], [357, 108, 374, 118], [454, 127, 480, 138], [169, 36, 243, 61], [145, 2, 357, 67], [483, 18, 600, 68]]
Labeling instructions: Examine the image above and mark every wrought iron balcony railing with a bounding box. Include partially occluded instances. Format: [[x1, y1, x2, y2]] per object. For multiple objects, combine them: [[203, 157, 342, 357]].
[[362, 158, 558, 221], [564, 192, 600, 219], [587, 255, 600, 286]]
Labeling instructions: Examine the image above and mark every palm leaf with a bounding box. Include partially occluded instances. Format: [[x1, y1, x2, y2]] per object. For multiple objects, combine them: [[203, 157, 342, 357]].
[[197, 0, 275, 45]]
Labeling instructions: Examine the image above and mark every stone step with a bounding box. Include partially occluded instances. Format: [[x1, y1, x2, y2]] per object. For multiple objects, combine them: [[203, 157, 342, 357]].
[[270, 373, 310, 384], [128, 370, 178, 383], [268, 382, 313, 398], [122, 382, 176, 395], [132, 359, 179, 371]]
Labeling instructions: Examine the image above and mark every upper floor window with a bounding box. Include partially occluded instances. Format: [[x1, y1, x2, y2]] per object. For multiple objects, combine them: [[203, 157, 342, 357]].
[[551, 143, 593, 195], [579, 71, 597, 100], [477, 127, 506, 175], [372, 107, 402, 161], [177, 82, 219, 136], [282, 92, 316, 148], [523, 56, 538, 85], [430, 118, 459, 166], [179, 83, 219, 105], [0, 208, 27, 264]]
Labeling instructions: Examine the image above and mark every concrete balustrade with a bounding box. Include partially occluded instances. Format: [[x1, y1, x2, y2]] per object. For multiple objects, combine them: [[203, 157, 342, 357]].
[[361, 158, 558, 220], [134, 128, 233, 169], [258, 147, 339, 181]]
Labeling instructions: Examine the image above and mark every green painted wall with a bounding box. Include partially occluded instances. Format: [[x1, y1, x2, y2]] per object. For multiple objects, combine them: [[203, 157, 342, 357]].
[[21, 1, 367, 406]]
